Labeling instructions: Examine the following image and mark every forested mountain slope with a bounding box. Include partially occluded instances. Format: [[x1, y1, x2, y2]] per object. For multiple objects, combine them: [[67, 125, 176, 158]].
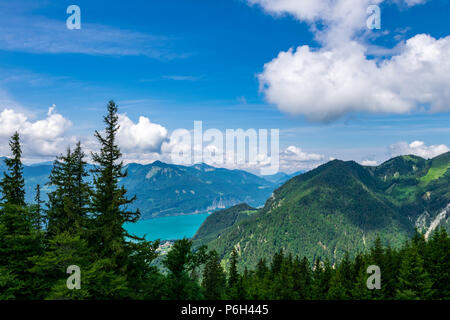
[[194, 153, 450, 268]]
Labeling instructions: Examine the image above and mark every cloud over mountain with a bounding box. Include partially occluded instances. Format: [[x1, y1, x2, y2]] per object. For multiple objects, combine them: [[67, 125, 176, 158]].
[[389, 140, 449, 159], [117, 114, 168, 154], [0, 106, 72, 157]]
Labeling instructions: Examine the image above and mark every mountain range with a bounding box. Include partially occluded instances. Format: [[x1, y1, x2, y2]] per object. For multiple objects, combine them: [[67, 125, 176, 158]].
[[260, 170, 305, 185], [193, 152, 450, 268], [0, 157, 300, 219]]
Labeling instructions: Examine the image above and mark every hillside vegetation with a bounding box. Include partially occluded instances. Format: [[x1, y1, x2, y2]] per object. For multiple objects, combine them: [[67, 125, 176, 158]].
[[194, 153, 450, 269]]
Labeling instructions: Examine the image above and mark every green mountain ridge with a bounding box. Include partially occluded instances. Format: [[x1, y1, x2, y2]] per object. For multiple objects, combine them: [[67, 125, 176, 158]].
[[192, 203, 258, 247], [194, 152, 450, 269]]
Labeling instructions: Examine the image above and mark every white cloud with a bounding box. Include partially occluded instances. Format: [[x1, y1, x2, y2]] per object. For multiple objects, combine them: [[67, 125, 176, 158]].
[[248, 0, 424, 45], [258, 34, 450, 122], [0, 106, 72, 157], [361, 160, 378, 166], [389, 140, 449, 159], [282, 145, 323, 161], [279, 145, 324, 171], [249, 0, 446, 122], [404, 0, 428, 6], [117, 114, 168, 154], [0, 106, 168, 164], [162, 75, 201, 81]]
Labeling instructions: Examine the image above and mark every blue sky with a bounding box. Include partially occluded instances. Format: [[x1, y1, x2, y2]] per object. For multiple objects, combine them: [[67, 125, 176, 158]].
[[0, 0, 449, 172]]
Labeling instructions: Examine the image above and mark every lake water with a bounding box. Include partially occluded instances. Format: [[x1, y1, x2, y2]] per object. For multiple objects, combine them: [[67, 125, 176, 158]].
[[124, 213, 210, 241]]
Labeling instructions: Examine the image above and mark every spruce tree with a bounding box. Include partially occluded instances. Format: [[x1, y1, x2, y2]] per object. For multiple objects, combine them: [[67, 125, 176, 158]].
[[90, 101, 140, 263], [396, 243, 433, 300], [46, 143, 90, 237], [227, 248, 246, 299], [33, 184, 43, 230], [202, 251, 226, 300], [227, 249, 239, 290], [425, 228, 449, 299], [312, 258, 332, 299], [0, 132, 25, 206], [163, 239, 203, 300], [255, 258, 268, 279], [292, 256, 312, 299], [0, 133, 43, 299]]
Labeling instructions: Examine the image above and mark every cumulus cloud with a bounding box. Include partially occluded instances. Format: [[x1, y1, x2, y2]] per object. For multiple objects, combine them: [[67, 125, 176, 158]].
[[249, 0, 447, 122], [361, 160, 378, 166], [258, 34, 450, 122], [282, 145, 323, 161], [249, 0, 383, 45], [116, 114, 168, 154], [248, 0, 425, 44], [389, 140, 450, 159], [0, 106, 72, 157], [279, 145, 324, 171]]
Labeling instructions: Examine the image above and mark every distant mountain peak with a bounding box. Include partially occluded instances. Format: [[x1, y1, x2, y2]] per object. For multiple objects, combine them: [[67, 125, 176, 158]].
[[151, 160, 166, 166]]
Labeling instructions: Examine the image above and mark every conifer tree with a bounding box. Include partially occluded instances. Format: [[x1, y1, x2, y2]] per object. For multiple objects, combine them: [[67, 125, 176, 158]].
[[255, 258, 268, 279], [271, 254, 298, 299], [227, 248, 239, 296], [163, 239, 203, 300], [202, 251, 226, 300], [396, 243, 433, 300], [0, 132, 25, 206], [424, 228, 449, 299], [292, 256, 312, 299], [90, 101, 141, 263], [33, 184, 43, 230], [46, 143, 90, 237], [312, 258, 332, 299], [270, 249, 284, 275], [0, 133, 43, 299]]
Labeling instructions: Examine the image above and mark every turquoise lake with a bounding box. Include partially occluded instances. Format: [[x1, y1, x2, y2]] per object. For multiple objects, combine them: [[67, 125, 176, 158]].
[[124, 213, 210, 241]]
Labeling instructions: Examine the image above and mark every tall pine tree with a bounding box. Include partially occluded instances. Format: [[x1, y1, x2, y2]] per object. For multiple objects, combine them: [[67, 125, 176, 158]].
[[90, 101, 141, 264], [0, 132, 43, 299], [0, 132, 25, 206], [46, 142, 90, 237]]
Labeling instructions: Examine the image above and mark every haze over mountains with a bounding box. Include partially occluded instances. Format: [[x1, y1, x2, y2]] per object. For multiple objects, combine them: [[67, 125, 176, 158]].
[[194, 152, 450, 268], [0, 157, 298, 219]]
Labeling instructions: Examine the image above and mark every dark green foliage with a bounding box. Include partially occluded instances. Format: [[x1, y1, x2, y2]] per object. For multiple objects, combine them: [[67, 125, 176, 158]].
[[396, 242, 434, 299], [0, 266, 22, 300], [90, 101, 141, 264], [163, 239, 204, 300], [202, 251, 226, 299], [220, 230, 449, 300], [426, 228, 450, 298], [226, 248, 242, 299], [0, 132, 25, 206], [0, 204, 44, 299], [46, 143, 90, 237]]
